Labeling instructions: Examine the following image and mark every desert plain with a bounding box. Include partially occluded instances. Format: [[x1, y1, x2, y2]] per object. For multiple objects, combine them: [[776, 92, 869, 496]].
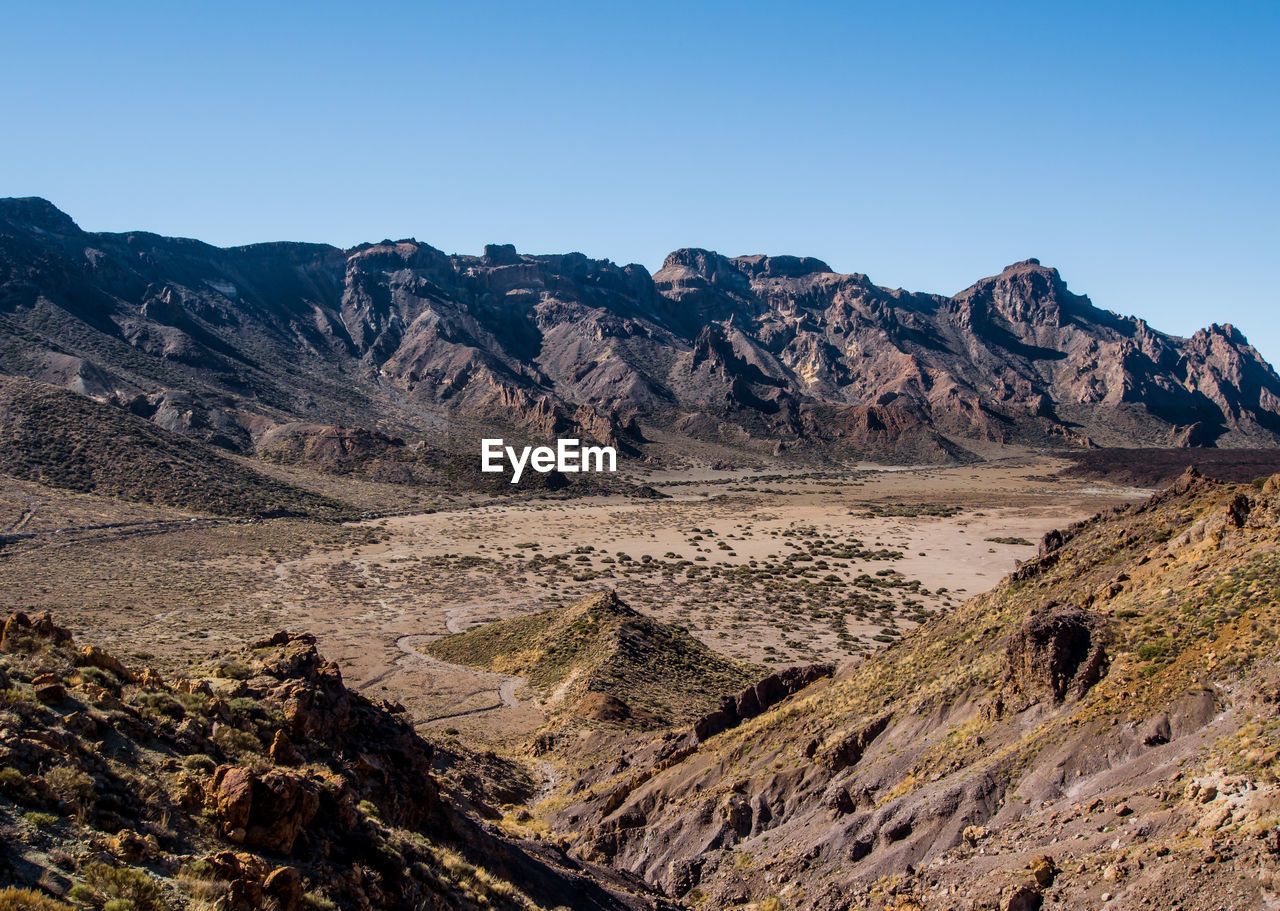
[[0, 456, 1145, 750]]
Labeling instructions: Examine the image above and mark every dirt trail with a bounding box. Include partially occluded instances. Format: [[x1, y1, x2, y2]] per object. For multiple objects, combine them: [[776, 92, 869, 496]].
[[0, 517, 228, 557], [8, 504, 35, 533], [395, 634, 527, 722]]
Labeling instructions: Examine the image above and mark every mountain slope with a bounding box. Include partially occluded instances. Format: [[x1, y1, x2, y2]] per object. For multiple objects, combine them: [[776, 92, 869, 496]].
[[544, 469, 1280, 909], [424, 592, 762, 729], [0, 375, 351, 518], [3, 197, 1279, 465]]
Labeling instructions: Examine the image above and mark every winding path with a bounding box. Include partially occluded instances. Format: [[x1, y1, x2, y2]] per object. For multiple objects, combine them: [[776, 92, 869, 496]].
[[395, 634, 527, 723]]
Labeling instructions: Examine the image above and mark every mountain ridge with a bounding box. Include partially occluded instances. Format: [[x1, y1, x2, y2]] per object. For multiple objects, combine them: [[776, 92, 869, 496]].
[[3, 197, 1278, 470]]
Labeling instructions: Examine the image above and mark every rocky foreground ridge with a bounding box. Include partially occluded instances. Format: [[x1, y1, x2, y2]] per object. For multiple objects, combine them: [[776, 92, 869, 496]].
[[3, 197, 1279, 469], [517, 468, 1280, 910], [3, 472, 1280, 908], [0, 615, 668, 910]]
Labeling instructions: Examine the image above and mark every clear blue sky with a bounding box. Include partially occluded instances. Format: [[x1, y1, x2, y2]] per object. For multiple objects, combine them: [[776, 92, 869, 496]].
[[3, 1, 1277, 362]]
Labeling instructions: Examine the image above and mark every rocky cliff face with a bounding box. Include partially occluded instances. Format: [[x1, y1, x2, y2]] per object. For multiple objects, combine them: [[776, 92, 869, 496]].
[[3, 198, 1278, 463]]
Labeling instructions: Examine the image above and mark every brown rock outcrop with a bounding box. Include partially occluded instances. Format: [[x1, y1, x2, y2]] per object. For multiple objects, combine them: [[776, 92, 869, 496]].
[[270, 730, 303, 767], [693, 663, 834, 741], [1004, 604, 1107, 703], [79, 645, 137, 682], [208, 766, 320, 855], [819, 712, 892, 772], [1, 611, 73, 652]]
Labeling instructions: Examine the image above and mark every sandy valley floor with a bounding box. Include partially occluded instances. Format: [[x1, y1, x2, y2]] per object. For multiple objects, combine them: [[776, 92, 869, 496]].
[[0, 457, 1148, 746]]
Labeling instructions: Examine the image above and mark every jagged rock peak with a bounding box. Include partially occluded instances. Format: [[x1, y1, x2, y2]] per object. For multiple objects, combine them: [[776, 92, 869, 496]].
[[0, 196, 82, 235], [482, 243, 521, 265], [730, 253, 833, 278], [658, 248, 833, 281]]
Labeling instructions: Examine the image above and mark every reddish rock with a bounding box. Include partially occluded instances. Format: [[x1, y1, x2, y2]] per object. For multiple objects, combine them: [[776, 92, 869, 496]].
[[78, 645, 137, 682], [209, 766, 320, 855], [175, 678, 215, 696], [263, 866, 303, 911], [270, 730, 303, 767], [1029, 854, 1057, 887]]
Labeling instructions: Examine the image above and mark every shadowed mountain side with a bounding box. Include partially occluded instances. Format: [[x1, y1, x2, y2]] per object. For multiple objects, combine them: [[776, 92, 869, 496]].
[[0, 375, 352, 519]]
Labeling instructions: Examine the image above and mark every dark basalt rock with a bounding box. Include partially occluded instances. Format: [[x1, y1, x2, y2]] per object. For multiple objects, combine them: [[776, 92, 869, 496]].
[[693, 663, 834, 741], [1004, 604, 1108, 703]]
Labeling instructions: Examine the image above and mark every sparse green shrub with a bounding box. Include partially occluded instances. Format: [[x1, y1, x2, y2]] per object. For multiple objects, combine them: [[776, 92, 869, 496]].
[[226, 695, 258, 713], [0, 887, 75, 911], [133, 692, 184, 720], [76, 667, 121, 691], [0, 687, 37, 713], [212, 725, 261, 755], [69, 864, 162, 911], [44, 766, 95, 815], [177, 860, 228, 904], [358, 798, 381, 820], [1137, 638, 1173, 661], [214, 661, 254, 681], [182, 754, 216, 773], [0, 765, 31, 798], [174, 692, 212, 718], [24, 810, 59, 828]]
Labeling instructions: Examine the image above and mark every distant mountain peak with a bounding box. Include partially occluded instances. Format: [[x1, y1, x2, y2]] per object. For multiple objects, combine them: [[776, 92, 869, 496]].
[[0, 195, 82, 235]]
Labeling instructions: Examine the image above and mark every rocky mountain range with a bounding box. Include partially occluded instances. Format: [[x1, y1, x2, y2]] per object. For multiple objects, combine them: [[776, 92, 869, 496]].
[[3, 197, 1279, 470]]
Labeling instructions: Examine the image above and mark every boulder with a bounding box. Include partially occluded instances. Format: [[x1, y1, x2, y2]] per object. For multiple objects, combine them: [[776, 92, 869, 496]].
[[1004, 604, 1107, 702], [1029, 854, 1056, 886], [270, 729, 303, 766], [33, 674, 67, 704], [1001, 884, 1043, 911], [209, 766, 320, 854], [175, 678, 215, 696], [78, 645, 136, 682], [263, 866, 303, 911], [110, 830, 154, 862]]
